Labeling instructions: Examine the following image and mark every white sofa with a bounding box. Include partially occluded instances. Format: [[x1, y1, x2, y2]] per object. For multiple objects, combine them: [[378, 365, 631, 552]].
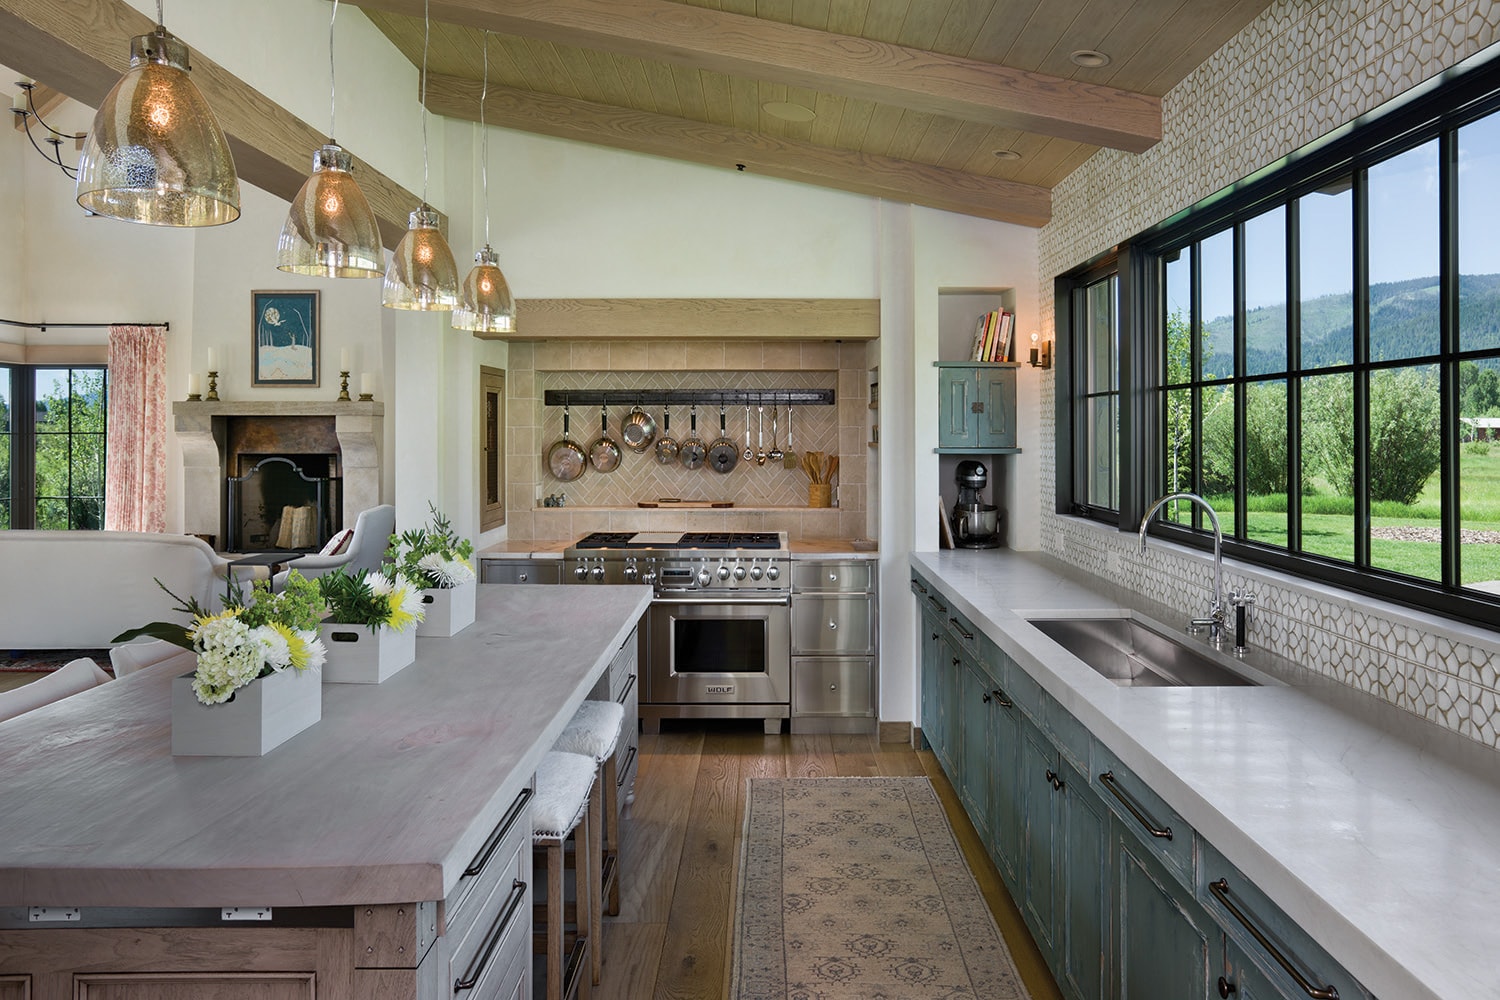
[[0, 531, 261, 650]]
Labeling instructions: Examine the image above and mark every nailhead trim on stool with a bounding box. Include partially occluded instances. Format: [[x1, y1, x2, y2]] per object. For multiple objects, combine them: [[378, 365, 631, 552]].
[[553, 700, 625, 974], [533, 751, 598, 1000]]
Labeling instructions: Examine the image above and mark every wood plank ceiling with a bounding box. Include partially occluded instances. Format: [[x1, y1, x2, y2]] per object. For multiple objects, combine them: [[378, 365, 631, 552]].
[[353, 0, 1274, 228]]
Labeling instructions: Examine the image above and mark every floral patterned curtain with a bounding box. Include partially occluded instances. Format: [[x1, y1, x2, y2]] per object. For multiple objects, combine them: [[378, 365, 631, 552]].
[[104, 325, 167, 533]]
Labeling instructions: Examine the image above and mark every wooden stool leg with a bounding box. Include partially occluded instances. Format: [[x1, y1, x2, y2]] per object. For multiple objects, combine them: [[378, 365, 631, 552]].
[[603, 754, 620, 916], [547, 838, 564, 1000], [584, 778, 603, 985]]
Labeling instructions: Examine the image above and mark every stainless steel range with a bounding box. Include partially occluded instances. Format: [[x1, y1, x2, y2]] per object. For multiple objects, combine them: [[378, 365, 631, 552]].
[[565, 531, 791, 734]]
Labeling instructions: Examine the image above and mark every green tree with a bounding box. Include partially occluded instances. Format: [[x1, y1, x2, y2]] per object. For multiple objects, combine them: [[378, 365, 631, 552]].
[[1203, 382, 1289, 497], [1163, 309, 1195, 497], [33, 369, 107, 530], [1303, 368, 1440, 505]]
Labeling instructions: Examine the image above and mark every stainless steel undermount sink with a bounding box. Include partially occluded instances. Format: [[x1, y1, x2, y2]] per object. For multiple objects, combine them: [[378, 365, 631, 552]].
[[1028, 616, 1259, 687]]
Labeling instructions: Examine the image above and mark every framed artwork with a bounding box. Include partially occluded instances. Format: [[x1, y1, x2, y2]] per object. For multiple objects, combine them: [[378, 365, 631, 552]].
[[251, 290, 320, 387]]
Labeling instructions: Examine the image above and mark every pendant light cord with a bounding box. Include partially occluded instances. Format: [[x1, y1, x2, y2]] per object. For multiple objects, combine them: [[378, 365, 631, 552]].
[[156, 0, 164, 27], [328, 0, 339, 142], [420, 0, 431, 206], [481, 31, 490, 246]]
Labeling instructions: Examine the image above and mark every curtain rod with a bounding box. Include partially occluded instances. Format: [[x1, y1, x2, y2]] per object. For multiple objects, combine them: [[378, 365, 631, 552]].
[[0, 318, 170, 331]]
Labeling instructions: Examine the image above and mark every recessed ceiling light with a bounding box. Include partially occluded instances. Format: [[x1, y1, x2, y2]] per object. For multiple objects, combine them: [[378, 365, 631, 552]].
[[992, 149, 1021, 161], [1070, 49, 1111, 68], [762, 101, 816, 123]]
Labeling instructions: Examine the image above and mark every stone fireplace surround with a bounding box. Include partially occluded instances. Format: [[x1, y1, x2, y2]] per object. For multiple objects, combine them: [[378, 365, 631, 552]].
[[173, 401, 383, 552]]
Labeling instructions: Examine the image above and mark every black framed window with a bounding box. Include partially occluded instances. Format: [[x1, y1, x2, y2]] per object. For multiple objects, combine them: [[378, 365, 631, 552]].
[[0, 364, 108, 530], [1073, 269, 1120, 514], [1061, 56, 1500, 626]]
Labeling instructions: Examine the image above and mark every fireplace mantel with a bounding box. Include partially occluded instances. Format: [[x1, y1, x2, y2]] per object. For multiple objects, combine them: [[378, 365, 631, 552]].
[[174, 401, 384, 548]]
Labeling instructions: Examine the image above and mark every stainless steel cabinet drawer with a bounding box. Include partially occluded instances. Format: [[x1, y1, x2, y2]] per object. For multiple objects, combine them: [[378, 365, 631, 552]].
[[791, 595, 874, 655], [480, 560, 561, 585], [793, 560, 873, 593], [792, 657, 874, 717]]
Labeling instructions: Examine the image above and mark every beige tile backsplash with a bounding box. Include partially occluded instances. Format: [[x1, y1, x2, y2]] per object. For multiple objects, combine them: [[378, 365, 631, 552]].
[[506, 339, 869, 542]]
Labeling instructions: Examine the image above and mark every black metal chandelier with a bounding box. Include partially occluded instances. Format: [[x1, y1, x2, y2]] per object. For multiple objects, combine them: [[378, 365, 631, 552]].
[[10, 79, 86, 180]]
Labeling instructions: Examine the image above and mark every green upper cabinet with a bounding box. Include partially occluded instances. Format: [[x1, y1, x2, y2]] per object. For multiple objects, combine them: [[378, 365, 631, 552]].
[[936, 364, 1019, 450]]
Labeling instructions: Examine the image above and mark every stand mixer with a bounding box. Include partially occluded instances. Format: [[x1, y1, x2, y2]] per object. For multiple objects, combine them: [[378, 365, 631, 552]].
[[952, 460, 1001, 549]]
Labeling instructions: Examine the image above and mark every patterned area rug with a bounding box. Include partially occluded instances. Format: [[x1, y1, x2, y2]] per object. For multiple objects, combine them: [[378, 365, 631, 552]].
[[0, 649, 112, 672], [732, 776, 1031, 1000]]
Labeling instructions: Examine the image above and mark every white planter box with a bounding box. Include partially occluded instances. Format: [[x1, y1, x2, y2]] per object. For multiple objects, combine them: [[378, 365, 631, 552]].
[[416, 578, 477, 637], [171, 664, 322, 757], [319, 622, 418, 684]]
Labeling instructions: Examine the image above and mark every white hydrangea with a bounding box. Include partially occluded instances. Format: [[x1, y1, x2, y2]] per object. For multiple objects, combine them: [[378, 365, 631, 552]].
[[417, 552, 476, 588], [190, 614, 263, 705]]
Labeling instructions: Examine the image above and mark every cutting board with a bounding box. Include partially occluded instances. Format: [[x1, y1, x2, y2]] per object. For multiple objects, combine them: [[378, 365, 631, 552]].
[[637, 498, 735, 508]]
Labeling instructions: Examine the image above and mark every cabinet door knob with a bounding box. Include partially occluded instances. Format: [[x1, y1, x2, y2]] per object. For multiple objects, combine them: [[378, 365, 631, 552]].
[[829, 683, 838, 691], [828, 620, 838, 630], [1218, 977, 1237, 998], [828, 572, 838, 582], [518, 573, 528, 582]]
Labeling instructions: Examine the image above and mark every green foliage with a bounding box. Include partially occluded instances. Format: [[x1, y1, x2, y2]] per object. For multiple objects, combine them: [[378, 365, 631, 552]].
[[1200, 383, 1290, 496], [385, 502, 475, 588], [235, 570, 324, 632], [32, 369, 107, 529], [1458, 361, 1500, 418], [1163, 309, 1197, 493], [1303, 368, 1441, 505], [1464, 439, 1492, 456], [318, 568, 387, 629]]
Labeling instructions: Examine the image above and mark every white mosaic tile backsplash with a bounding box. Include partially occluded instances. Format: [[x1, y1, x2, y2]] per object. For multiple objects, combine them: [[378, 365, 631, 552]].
[[1036, 0, 1500, 750]]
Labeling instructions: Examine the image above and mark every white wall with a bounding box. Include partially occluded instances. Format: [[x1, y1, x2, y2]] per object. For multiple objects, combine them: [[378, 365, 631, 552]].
[[0, 80, 26, 325]]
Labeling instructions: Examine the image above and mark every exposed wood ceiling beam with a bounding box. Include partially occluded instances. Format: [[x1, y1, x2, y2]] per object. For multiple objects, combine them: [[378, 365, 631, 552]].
[[427, 75, 1050, 228], [346, 0, 1161, 153], [0, 0, 434, 249]]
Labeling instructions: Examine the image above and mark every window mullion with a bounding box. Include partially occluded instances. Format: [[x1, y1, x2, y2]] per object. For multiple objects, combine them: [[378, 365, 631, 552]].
[[1190, 245, 1203, 529], [1439, 127, 1461, 587], [1233, 223, 1248, 541], [1353, 168, 1371, 569], [1286, 199, 1303, 553]]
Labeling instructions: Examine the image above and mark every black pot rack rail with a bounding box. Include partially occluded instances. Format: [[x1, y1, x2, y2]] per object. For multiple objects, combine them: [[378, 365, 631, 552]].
[[542, 389, 834, 407]]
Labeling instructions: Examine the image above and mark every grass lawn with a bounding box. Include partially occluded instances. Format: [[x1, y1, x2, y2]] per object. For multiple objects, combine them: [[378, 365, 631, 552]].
[[1212, 447, 1500, 584]]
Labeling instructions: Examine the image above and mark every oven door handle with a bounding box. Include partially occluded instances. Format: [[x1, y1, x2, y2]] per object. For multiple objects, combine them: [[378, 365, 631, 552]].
[[654, 595, 791, 607]]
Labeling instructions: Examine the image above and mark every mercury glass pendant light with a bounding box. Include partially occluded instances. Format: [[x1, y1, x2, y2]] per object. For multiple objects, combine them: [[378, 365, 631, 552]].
[[75, 0, 240, 226], [453, 33, 515, 334], [276, 0, 383, 277], [382, 0, 459, 311]]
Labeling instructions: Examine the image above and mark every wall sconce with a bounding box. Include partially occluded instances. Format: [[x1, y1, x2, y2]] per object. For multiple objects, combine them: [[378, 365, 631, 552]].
[[1028, 331, 1053, 369]]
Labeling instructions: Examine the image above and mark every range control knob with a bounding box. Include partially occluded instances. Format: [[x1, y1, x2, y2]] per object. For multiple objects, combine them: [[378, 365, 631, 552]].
[[623, 564, 639, 581], [766, 565, 780, 580], [717, 565, 731, 581], [733, 565, 747, 580], [643, 570, 657, 585], [591, 565, 606, 582], [695, 568, 710, 587], [749, 565, 764, 580], [574, 563, 588, 581]]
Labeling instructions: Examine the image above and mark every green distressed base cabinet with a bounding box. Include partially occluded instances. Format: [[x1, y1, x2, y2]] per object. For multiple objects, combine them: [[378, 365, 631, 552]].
[[911, 570, 1373, 1000]]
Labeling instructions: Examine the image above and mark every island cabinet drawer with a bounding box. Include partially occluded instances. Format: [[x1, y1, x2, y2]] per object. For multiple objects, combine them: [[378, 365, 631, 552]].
[[792, 596, 874, 655], [1044, 701, 1091, 772], [608, 627, 640, 703], [446, 781, 534, 956], [1198, 841, 1374, 1000], [1091, 745, 1194, 888], [480, 559, 561, 585], [794, 560, 872, 593], [792, 657, 874, 717], [447, 858, 531, 1000]]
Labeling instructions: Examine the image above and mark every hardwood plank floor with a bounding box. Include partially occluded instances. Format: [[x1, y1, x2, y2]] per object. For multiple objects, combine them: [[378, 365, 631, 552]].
[[596, 721, 1064, 1000]]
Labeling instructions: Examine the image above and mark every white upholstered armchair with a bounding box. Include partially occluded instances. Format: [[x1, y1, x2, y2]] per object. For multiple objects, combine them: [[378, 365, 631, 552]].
[[272, 504, 395, 588]]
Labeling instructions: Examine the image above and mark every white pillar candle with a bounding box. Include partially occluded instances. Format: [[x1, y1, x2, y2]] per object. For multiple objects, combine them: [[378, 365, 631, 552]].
[[188, 373, 201, 395], [340, 348, 351, 371], [360, 373, 374, 396], [11, 89, 26, 112], [206, 347, 217, 370]]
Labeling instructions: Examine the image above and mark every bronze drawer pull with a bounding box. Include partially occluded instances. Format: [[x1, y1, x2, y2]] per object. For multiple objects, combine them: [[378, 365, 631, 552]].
[[1099, 771, 1173, 840], [1209, 878, 1339, 1000], [991, 688, 1013, 709], [462, 786, 533, 879], [615, 672, 637, 704], [915, 580, 928, 594], [616, 744, 638, 787], [948, 617, 974, 640], [453, 879, 527, 992], [1045, 768, 1063, 791], [928, 595, 947, 613]]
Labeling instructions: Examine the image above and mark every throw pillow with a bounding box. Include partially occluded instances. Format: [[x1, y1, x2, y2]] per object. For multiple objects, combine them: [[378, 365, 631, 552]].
[[319, 527, 355, 557]]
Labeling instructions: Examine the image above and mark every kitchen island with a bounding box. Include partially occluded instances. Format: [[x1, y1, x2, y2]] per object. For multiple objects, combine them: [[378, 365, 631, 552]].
[[0, 583, 651, 1000], [913, 548, 1500, 1000]]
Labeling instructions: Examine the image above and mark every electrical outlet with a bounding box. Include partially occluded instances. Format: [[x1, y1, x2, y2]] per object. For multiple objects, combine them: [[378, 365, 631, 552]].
[[28, 906, 81, 922]]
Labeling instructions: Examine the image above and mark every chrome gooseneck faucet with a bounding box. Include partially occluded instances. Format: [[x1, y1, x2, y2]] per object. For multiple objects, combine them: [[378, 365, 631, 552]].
[[1139, 492, 1230, 644]]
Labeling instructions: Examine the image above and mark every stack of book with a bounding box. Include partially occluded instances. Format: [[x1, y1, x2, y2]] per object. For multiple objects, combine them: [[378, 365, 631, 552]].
[[970, 310, 1014, 362]]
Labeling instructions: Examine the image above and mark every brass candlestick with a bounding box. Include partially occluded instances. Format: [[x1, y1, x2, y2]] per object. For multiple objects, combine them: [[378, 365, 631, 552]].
[[206, 370, 219, 401], [338, 370, 351, 401], [358, 391, 374, 402]]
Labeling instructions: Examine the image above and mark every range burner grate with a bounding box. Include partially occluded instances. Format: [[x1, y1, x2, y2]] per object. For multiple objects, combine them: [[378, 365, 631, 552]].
[[677, 531, 782, 550], [572, 531, 638, 549]]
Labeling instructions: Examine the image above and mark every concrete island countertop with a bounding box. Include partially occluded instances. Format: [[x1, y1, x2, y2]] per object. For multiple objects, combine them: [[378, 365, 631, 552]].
[[0, 584, 652, 910], [479, 538, 876, 559], [911, 548, 1500, 1000]]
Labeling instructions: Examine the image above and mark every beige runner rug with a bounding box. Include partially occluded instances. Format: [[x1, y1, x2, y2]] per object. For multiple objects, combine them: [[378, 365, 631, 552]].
[[731, 776, 1032, 1000]]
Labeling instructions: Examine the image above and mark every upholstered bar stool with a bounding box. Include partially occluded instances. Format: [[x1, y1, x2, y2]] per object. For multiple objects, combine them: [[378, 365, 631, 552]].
[[532, 750, 598, 1000], [552, 700, 624, 985]]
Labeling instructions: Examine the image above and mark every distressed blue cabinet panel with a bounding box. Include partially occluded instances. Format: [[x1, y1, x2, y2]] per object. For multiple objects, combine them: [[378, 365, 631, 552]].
[[986, 673, 1023, 891], [1223, 938, 1297, 1000], [1113, 816, 1216, 1000], [1018, 714, 1060, 965], [1058, 756, 1109, 1000], [958, 655, 993, 840], [918, 601, 944, 754], [936, 365, 1019, 449]]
